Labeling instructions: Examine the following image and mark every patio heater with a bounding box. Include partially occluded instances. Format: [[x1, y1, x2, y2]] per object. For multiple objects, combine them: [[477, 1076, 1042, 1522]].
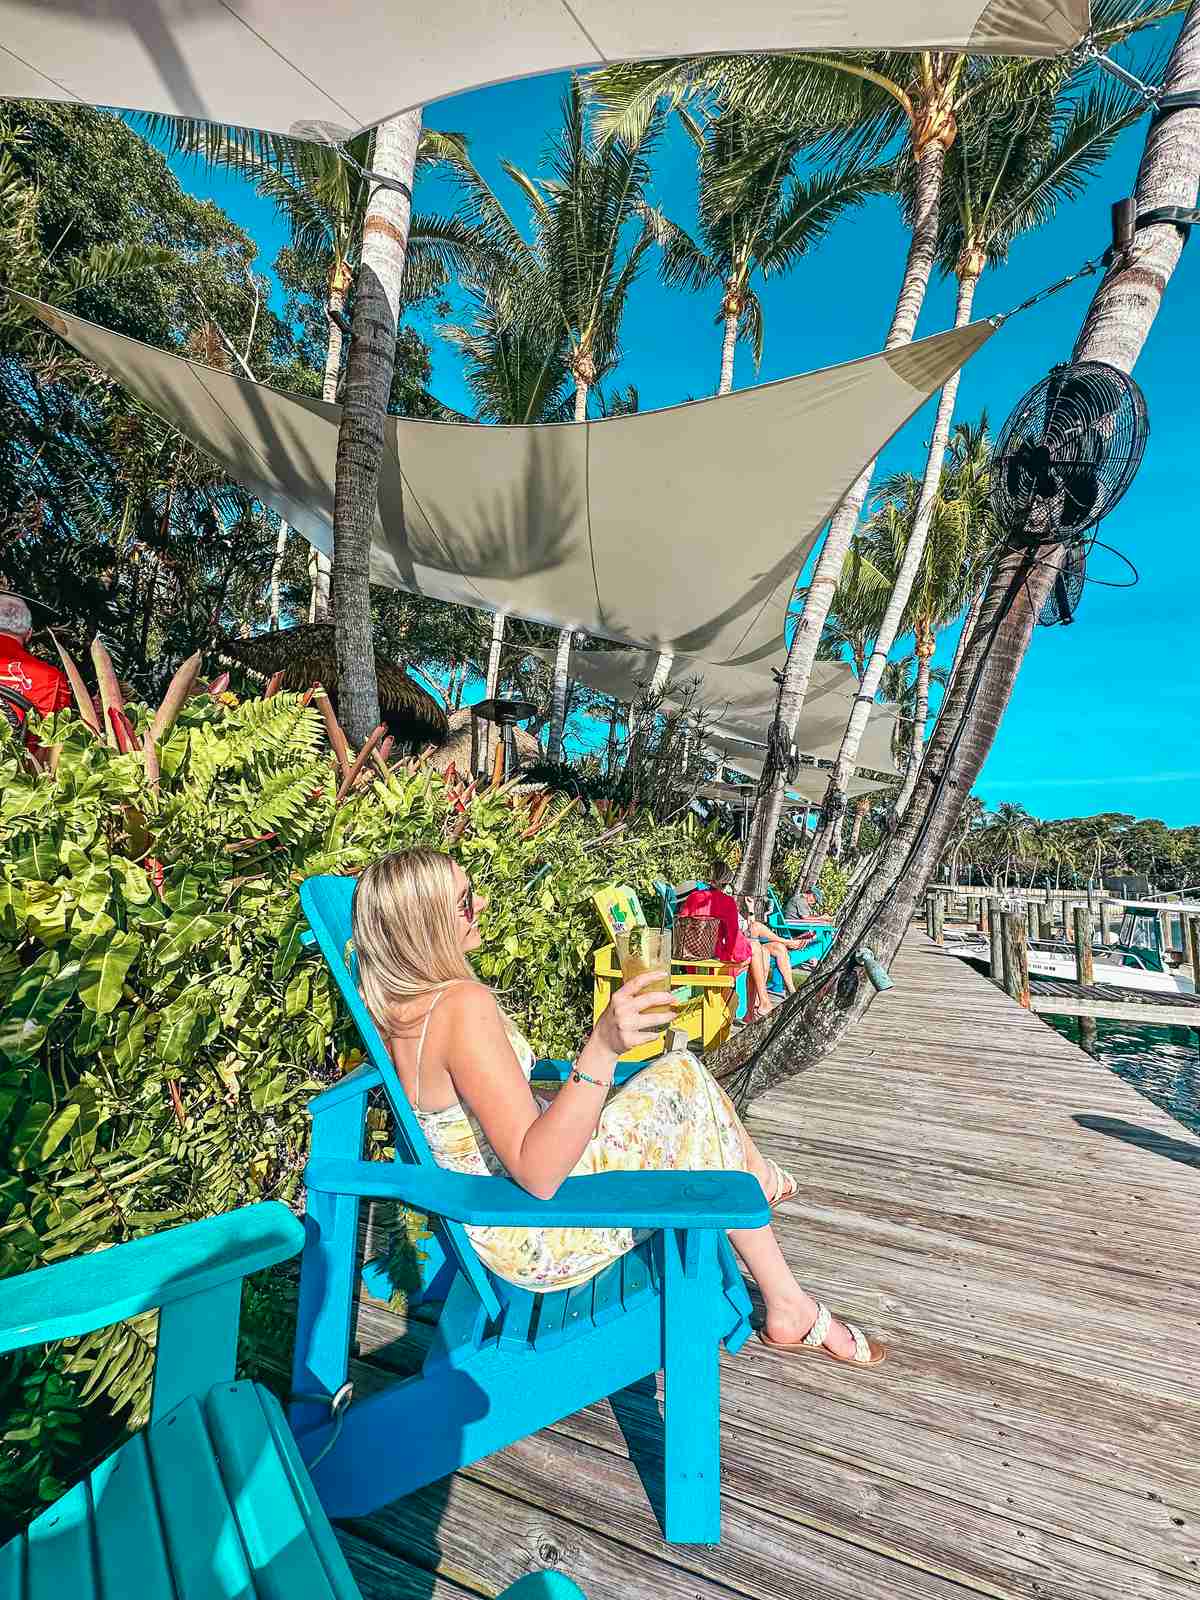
[[470, 697, 537, 787]]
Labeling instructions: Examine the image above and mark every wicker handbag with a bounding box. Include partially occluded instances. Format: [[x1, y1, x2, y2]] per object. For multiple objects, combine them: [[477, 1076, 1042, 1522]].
[[673, 915, 722, 962]]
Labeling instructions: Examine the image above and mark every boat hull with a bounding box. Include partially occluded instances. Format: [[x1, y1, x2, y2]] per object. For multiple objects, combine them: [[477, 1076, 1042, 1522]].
[[948, 940, 1197, 997]]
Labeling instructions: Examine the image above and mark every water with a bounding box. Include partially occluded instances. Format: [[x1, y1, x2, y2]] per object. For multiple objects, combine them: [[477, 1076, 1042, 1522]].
[[1044, 1013, 1200, 1137]]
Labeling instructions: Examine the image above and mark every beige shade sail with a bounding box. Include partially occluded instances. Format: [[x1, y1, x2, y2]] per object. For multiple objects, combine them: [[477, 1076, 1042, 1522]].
[[527, 643, 857, 744], [697, 772, 887, 805], [20, 295, 993, 667], [714, 701, 900, 777], [0, 1, 1088, 140]]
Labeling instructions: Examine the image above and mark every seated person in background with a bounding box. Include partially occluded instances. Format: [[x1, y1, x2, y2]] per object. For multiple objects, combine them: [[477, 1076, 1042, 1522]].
[[737, 896, 815, 997], [680, 865, 774, 1023], [352, 846, 884, 1364], [0, 594, 70, 750]]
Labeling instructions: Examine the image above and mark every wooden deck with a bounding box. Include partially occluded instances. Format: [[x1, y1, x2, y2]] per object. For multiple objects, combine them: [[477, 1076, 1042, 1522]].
[[337, 931, 1200, 1600]]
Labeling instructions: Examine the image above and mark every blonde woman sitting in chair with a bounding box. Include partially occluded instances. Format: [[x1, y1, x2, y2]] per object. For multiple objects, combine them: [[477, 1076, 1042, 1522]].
[[351, 847, 885, 1367]]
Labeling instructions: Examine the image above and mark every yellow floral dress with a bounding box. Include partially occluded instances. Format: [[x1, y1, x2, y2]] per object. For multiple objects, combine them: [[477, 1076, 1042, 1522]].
[[414, 996, 749, 1292]]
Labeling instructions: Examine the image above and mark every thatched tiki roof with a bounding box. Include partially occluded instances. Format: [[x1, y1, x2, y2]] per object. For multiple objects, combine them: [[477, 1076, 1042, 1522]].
[[218, 624, 448, 746]]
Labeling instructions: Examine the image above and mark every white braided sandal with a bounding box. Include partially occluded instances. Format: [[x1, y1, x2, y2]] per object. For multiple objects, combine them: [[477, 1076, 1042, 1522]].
[[758, 1301, 887, 1367], [764, 1156, 798, 1208]]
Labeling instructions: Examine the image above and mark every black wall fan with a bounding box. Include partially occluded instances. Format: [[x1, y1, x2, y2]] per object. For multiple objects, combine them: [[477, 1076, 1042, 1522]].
[[989, 361, 1148, 546]]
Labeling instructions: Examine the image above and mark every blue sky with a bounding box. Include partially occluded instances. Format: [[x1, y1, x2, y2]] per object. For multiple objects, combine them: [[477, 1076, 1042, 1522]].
[[158, 31, 1200, 825]]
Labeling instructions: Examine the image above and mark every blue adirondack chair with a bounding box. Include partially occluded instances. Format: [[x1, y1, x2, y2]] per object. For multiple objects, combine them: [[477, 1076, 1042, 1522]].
[[0, 1203, 584, 1600], [292, 873, 769, 1545]]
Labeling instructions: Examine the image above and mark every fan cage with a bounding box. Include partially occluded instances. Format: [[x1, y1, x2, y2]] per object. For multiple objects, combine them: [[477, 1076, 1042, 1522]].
[[1036, 538, 1088, 627], [990, 361, 1148, 548]]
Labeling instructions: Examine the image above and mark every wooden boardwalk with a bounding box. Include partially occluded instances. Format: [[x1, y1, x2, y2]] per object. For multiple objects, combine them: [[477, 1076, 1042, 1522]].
[[337, 931, 1200, 1600]]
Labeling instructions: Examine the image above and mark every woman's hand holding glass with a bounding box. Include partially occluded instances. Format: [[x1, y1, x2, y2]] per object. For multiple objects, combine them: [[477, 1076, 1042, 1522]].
[[594, 970, 681, 1056]]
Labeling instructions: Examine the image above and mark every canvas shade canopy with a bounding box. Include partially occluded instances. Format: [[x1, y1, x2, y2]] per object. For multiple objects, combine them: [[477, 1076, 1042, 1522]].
[[0, 1, 1089, 141], [712, 703, 901, 778], [525, 643, 864, 749], [697, 775, 887, 805], [18, 295, 994, 666]]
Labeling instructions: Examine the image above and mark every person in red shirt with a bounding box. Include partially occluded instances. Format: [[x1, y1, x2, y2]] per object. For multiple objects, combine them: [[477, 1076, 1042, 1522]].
[[680, 864, 773, 1023], [0, 594, 71, 744]]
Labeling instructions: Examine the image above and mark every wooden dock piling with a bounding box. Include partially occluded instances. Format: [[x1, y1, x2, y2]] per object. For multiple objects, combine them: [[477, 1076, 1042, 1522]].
[[1074, 906, 1095, 986], [988, 899, 1003, 980], [1001, 911, 1030, 1008]]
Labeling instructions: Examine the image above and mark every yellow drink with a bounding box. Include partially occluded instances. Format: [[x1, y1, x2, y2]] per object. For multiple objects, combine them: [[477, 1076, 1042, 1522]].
[[614, 927, 671, 986]]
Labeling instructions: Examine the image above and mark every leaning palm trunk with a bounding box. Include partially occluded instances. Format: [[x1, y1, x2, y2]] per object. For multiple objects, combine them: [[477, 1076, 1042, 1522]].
[[547, 627, 574, 761], [309, 266, 351, 624], [332, 110, 422, 744], [736, 139, 948, 897], [709, 5, 1200, 1101], [803, 265, 980, 888], [946, 581, 984, 692]]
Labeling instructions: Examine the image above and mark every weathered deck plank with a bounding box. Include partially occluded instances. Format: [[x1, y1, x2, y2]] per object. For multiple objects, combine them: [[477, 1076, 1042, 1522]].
[[339, 930, 1200, 1600]]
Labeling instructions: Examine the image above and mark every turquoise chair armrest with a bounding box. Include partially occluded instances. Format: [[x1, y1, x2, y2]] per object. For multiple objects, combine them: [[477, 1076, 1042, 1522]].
[[305, 1158, 769, 1230], [0, 1202, 304, 1354], [530, 1057, 643, 1086]]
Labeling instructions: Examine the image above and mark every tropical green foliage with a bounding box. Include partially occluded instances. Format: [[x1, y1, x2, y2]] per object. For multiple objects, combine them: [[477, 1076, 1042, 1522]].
[[0, 690, 727, 1519], [948, 800, 1200, 890]]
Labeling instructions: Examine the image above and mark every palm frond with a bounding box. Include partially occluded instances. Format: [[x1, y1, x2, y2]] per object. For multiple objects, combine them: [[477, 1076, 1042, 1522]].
[[758, 158, 894, 276]]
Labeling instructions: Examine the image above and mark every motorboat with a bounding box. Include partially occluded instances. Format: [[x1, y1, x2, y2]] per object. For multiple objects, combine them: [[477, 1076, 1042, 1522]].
[[948, 904, 1197, 997]]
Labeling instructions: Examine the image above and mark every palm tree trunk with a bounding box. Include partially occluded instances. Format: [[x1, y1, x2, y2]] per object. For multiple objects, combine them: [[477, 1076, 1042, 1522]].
[[892, 626, 933, 819], [946, 581, 984, 692], [710, 6, 1200, 1101], [718, 304, 739, 396], [605, 697, 621, 775], [803, 266, 980, 888], [332, 110, 422, 744], [269, 514, 289, 629], [547, 627, 573, 761], [735, 138, 948, 899], [485, 611, 505, 698], [574, 377, 589, 423], [449, 658, 467, 710], [310, 273, 349, 626]]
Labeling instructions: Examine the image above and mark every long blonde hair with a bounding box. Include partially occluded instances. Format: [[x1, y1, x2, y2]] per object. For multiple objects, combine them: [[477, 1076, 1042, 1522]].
[[352, 847, 479, 1035]]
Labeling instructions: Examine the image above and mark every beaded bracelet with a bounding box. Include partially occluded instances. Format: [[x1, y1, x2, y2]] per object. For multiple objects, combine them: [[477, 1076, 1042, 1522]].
[[570, 1067, 613, 1089]]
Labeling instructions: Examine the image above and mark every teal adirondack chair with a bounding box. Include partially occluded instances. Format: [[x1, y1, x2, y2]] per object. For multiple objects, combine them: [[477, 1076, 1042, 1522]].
[[0, 1203, 585, 1600], [292, 874, 768, 1545]]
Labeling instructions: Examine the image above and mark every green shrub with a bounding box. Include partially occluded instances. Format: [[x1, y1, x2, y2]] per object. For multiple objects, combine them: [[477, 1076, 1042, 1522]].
[[0, 692, 725, 1519]]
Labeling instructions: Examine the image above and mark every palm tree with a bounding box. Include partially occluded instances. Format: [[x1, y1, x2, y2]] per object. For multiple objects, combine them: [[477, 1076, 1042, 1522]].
[[652, 105, 889, 393], [447, 80, 662, 758], [145, 118, 479, 624], [456, 77, 661, 423], [328, 112, 423, 741], [801, 65, 1146, 887], [877, 652, 951, 770], [595, 6, 1178, 897], [599, 47, 1028, 894], [871, 420, 999, 817]]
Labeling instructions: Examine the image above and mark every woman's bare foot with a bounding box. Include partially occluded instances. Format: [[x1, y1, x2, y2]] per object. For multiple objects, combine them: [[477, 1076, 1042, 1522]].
[[764, 1292, 858, 1360]]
